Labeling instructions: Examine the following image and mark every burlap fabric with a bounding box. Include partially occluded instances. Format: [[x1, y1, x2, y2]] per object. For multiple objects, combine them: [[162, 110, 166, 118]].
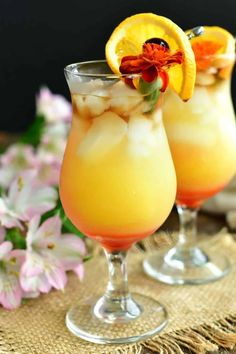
[[0, 231, 236, 354]]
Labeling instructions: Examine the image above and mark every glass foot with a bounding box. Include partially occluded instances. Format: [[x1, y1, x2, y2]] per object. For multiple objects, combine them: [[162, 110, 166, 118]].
[[66, 292, 168, 344], [143, 246, 231, 285]]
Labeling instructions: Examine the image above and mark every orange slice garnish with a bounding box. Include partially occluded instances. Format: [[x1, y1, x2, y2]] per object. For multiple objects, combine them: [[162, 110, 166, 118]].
[[105, 13, 196, 101]]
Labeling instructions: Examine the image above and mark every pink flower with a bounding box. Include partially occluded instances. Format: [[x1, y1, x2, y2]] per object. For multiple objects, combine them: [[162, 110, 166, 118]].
[[0, 199, 22, 229], [34, 122, 69, 186], [0, 144, 38, 189], [0, 242, 25, 309], [36, 87, 71, 123], [0, 170, 58, 229], [39, 122, 69, 160], [20, 215, 86, 293], [36, 157, 61, 186]]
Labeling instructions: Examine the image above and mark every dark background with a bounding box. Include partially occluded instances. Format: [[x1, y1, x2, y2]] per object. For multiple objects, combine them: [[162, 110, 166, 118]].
[[1, 0, 235, 132]]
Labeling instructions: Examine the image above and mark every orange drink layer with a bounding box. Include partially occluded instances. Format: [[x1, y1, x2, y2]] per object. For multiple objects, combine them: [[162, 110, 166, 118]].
[[60, 82, 176, 251], [163, 56, 236, 208]]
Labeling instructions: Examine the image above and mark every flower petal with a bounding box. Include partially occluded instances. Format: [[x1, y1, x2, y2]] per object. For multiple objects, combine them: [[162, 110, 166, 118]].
[[38, 215, 61, 241], [59, 234, 86, 255], [0, 274, 22, 310], [37, 274, 52, 293], [7, 170, 36, 205], [36, 86, 71, 123], [72, 263, 84, 281], [22, 187, 57, 219], [8, 249, 26, 267], [20, 272, 51, 294], [52, 235, 86, 270], [37, 161, 61, 186], [0, 198, 23, 230], [46, 266, 67, 290], [0, 216, 23, 230], [142, 66, 158, 83], [0, 144, 38, 189], [26, 215, 41, 247], [7, 170, 58, 221], [0, 241, 12, 260], [21, 254, 43, 277], [159, 70, 169, 92], [0, 168, 15, 189]]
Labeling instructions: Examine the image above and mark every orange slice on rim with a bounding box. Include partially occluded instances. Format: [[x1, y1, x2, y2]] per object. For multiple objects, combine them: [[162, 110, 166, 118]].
[[105, 13, 196, 101]]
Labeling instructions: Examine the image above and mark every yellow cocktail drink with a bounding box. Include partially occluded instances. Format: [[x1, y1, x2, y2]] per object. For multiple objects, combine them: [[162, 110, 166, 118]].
[[163, 74, 236, 207], [60, 78, 176, 251], [143, 26, 236, 285]]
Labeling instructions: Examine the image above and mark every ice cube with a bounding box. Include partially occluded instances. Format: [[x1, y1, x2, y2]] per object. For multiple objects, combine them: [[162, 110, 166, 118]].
[[128, 115, 151, 140], [78, 111, 127, 159], [109, 81, 140, 97], [109, 81, 142, 116], [127, 115, 157, 156], [69, 78, 106, 95], [125, 100, 152, 116], [109, 96, 142, 116], [84, 95, 110, 117], [72, 94, 90, 118], [73, 93, 110, 118]]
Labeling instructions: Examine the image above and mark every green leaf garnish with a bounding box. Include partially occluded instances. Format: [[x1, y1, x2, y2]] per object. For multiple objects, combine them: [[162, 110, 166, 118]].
[[138, 77, 162, 95], [138, 77, 162, 113]]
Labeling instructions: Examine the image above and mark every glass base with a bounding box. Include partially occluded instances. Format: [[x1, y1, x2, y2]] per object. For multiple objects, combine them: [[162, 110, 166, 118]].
[[66, 292, 168, 344], [143, 246, 231, 285]]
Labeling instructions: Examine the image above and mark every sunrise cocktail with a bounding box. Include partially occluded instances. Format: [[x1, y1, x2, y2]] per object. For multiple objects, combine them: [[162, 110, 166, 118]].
[[164, 63, 236, 208], [60, 13, 196, 344], [143, 26, 236, 285], [60, 74, 176, 251], [60, 60, 176, 343]]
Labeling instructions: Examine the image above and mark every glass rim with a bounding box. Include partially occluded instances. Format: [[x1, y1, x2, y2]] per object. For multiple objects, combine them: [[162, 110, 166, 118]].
[[64, 59, 140, 79]]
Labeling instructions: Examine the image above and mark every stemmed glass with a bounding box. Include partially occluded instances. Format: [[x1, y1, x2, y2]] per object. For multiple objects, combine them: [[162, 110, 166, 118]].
[[59, 60, 176, 343], [143, 46, 236, 285]]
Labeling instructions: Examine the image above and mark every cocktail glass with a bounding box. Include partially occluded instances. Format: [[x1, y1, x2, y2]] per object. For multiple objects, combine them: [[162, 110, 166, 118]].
[[143, 47, 236, 285], [60, 60, 176, 343]]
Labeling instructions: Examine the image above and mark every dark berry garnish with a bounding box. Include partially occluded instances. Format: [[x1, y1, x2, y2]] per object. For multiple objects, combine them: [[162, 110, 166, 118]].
[[145, 37, 169, 49]]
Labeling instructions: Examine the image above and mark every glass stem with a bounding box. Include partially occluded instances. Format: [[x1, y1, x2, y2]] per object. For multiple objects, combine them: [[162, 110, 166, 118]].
[[93, 249, 142, 323], [164, 205, 209, 267], [165, 205, 209, 267], [104, 249, 129, 300], [176, 205, 198, 250]]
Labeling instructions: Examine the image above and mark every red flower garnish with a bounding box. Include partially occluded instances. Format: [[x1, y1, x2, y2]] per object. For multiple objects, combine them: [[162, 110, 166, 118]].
[[191, 40, 223, 71], [119, 43, 184, 90]]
